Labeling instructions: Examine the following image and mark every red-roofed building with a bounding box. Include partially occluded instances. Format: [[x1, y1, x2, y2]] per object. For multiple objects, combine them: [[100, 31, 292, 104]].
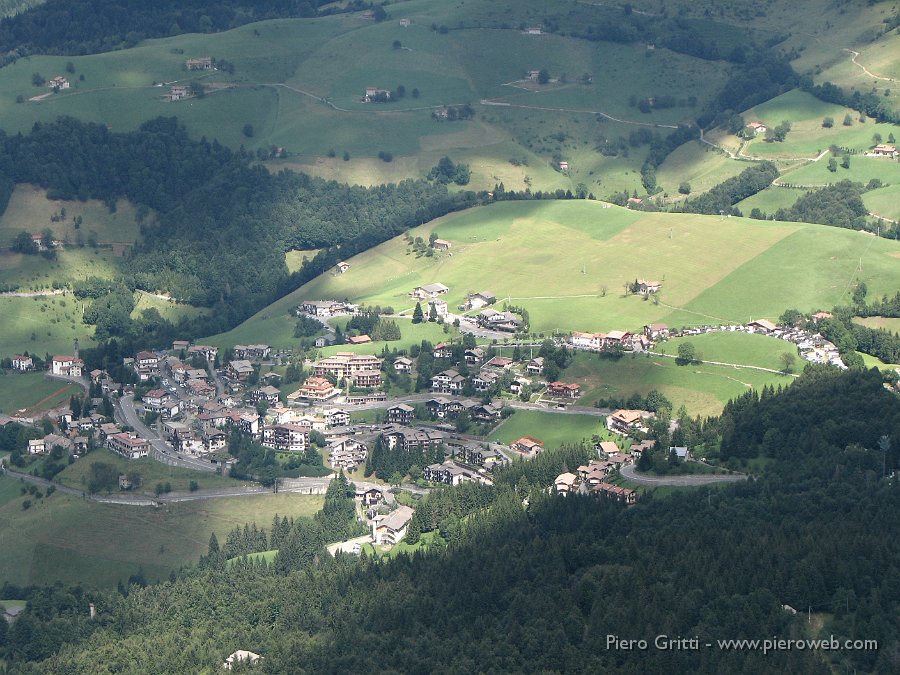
[[547, 381, 580, 399]]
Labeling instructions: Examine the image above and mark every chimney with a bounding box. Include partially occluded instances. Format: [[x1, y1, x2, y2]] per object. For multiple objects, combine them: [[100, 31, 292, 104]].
[[89, 602, 96, 620]]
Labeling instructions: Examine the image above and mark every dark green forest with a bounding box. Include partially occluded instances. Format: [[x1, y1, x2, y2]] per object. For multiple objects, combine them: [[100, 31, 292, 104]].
[[2, 367, 898, 673], [0, 0, 356, 62]]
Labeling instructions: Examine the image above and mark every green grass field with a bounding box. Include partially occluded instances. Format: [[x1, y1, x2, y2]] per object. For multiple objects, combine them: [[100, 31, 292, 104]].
[[131, 291, 210, 323], [55, 448, 240, 494], [209, 200, 900, 343], [854, 316, 900, 334], [857, 351, 900, 371], [658, 332, 800, 371], [563, 350, 790, 417], [0, 246, 120, 290], [779, 155, 900, 188], [0, 371, 82, 415], [863, 183, 900, 222], [0, 183, 144, 248], [0, 2, 735, 194], [226, 548, 278, 568], [656, 141, 748, 197], [0, 294, 97, 359], [0, 474, 323, 589], [487, 409, 603, 450]]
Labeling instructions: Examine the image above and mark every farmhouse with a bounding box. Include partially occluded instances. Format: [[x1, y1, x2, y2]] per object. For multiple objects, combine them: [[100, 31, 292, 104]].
[[412, 282, 449, 299], [431, 238, 452, 251], [644, 323, 669, 340], [185, 57, 213, 70], [28, 439, 46, 455], [812, 311, 833, 322], [636, 279, 662, 295], [527, 69, 542, 81], [526, 27, 542, 35], [373, 505, 414, 545], [558, 160, 569, 171], [51, 356, 84, 377], [262, 423, 310, 452], [336, 261, 350, 274], [364, 87, 392, 102], [482, 355, 514, 371], [603, 330, 633, 349], [627, 197, 643, 207], [747, 121, 767, 134], [48, 76, 69, 90], [346, 335, 372, 345], [871, 144, 897, 157], [399, 18, 411, 27], [747, 319, 777, 333], [11, 355, 33, 371], [169, 85, 189, 101]]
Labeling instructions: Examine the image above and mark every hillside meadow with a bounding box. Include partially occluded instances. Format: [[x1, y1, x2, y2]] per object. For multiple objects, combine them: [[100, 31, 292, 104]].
[[0, 371, 82, 415], [0, 476, 323, 589], [208, 200, 900, 344]]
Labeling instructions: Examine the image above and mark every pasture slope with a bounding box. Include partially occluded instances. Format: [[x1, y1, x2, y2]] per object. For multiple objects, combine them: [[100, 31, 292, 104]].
[[210, 200, 900, 340], [0, 474, 323, 590]]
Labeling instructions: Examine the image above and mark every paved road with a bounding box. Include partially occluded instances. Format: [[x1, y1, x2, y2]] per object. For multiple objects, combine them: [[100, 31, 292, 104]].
[[331, 391, 612, 417], [620, 463, 748, 487], [117, 394, 217, 472]]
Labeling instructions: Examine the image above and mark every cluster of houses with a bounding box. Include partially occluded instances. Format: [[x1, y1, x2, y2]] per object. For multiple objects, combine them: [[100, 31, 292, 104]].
[[553, 439, 654, 504]]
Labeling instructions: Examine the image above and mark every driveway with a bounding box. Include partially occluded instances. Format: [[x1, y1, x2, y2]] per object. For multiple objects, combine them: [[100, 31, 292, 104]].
[[620, 463, 748, 486]]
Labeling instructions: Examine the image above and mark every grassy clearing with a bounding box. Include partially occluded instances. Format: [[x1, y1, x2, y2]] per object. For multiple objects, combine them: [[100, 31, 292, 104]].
[[657, 332, 799, 371], [226, 549, 278, 568], [55, 448, 239, 494], [656, 141, 748, 197], [857, 351, 900, 371], [854, 316, 900, 334], [0, 481, 323, 589], [0, 246, 120, 290], [285, 249, 321, 273], [211, 200, 900, 344], [131, 291, 210, 323], [0, 371, 82, 415], [735, 186, 806, 215], [487, 409, 602, 449], [0, 7, 729, 193], [0, 184, 144, 248], [563, 351, 790, 417], [780, 156, 900, 188], [0, 294, 97, 359], [864, 183, 900, 221]]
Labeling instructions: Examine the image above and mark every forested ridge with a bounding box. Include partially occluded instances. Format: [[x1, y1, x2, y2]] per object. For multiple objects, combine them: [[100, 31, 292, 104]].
[[0, 0, 346, 61], [0, 116, 478, 339], [2, 367, 898, 673]]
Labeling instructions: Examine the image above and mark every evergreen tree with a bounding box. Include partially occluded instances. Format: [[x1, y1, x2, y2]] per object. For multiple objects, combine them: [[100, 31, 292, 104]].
[[412, 302, 424, 324]]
